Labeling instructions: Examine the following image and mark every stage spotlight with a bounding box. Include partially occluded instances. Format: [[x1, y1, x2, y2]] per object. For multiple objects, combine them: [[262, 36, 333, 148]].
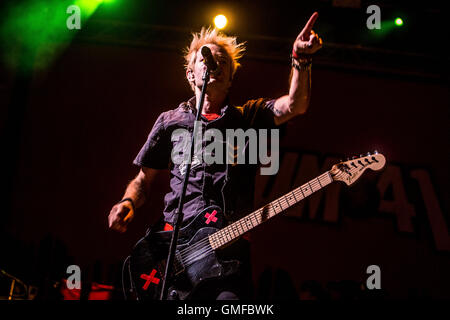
[[214, 14, 228, 30], [395, 17, 403, 27]]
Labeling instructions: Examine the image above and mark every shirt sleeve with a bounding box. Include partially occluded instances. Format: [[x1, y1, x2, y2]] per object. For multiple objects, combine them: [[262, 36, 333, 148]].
[[133, 112, 171, 169], [236, 98, 279, 129]]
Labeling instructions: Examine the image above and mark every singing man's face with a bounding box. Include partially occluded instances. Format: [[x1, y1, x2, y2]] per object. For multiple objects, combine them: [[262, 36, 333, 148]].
[[187, 44, 233, 94]]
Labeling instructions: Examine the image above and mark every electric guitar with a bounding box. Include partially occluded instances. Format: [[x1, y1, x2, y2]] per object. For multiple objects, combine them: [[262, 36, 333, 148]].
[[128, 152, 386, 300]]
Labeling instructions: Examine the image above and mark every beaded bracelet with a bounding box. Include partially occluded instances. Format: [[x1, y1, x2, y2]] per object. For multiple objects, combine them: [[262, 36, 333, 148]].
[[290, 53, 312, 71]]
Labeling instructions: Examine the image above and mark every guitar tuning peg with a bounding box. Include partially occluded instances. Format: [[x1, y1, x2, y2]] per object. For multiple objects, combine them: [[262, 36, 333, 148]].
[[359, 154, 364, 158], [373, 150, 378, 154], [366, 152, 371, 156], [352, 156, 356, 160]]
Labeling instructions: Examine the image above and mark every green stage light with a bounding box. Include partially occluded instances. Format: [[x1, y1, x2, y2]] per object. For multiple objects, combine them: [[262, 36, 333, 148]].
[[1, 0, 115, 71], [75, 0, 104, 16], [395, 17, 403, 26]]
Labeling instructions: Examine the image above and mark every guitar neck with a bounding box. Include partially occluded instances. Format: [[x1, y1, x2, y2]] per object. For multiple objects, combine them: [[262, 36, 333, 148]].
[[209, 171, 334, 250]]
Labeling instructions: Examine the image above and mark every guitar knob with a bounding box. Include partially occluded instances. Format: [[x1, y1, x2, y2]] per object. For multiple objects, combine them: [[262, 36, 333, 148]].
[[169, 290, 179, 300]]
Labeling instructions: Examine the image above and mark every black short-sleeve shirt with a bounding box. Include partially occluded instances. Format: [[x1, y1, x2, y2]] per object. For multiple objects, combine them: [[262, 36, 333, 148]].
[[133, 96, 280, 225]]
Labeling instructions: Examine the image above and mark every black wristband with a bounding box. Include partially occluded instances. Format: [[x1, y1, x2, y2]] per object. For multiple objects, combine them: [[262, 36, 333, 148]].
[[290, 54, 312, 71], [119, 198, 136, 212]]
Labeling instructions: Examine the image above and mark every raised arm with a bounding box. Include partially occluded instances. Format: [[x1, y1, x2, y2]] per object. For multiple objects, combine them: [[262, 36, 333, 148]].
[[273, 12, 323, 125]]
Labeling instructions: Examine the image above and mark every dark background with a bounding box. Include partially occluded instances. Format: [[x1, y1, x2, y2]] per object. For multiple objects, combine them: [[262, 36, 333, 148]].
[[1, 0, 448, 300]]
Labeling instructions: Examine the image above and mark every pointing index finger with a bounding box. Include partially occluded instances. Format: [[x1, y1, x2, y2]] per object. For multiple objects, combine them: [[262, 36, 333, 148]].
[[301, 12, 319, 36]]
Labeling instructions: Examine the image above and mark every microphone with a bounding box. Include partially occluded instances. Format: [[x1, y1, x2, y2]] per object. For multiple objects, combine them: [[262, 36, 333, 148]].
[[201, 46, 217, 71]]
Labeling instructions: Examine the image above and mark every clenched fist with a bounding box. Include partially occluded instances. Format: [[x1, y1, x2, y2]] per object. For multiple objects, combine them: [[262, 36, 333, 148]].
[[108, 200, 135, 233]]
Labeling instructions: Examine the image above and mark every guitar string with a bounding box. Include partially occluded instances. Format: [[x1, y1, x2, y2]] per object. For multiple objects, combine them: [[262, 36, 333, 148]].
[[181, 176, 322, 266], [180, 175, 346, 267], [178, 237, 211, 259], [178, 172, 336, 264], [182, 161, 354, 259], [178, 171, 346, 266], [179, 172, 333, 261], [180, 160, 363, 261], [179, 239, 210, 259], [183, 247, 214, 266], [181, 197, 314, 265]]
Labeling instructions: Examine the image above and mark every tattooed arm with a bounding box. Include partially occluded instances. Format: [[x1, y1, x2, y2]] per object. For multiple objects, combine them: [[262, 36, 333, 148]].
[[272, 67, 311, 124], [108, 167, 160, 233], [123, 167, 157, 208]]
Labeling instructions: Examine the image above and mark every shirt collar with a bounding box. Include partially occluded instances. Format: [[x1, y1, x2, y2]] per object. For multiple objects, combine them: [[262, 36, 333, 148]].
[[186, 96, 232, 116]]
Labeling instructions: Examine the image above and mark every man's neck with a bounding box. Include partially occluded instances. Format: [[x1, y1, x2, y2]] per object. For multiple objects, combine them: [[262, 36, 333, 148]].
[[195, 90, 227, 115]]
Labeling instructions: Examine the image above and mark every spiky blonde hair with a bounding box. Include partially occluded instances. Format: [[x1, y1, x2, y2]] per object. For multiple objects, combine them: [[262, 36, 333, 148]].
[[184, 27, 246, 79]]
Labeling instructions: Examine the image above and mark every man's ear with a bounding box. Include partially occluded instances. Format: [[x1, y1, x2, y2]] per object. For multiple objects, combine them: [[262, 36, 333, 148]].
[[186, 69, 195, 82]]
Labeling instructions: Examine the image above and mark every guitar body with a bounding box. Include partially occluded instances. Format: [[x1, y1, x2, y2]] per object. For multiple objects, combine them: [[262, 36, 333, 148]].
[[129, 205, 241, 300]]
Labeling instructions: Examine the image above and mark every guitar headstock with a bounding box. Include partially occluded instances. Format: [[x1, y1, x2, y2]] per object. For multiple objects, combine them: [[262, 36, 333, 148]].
[[330, 151, 386, 186]]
